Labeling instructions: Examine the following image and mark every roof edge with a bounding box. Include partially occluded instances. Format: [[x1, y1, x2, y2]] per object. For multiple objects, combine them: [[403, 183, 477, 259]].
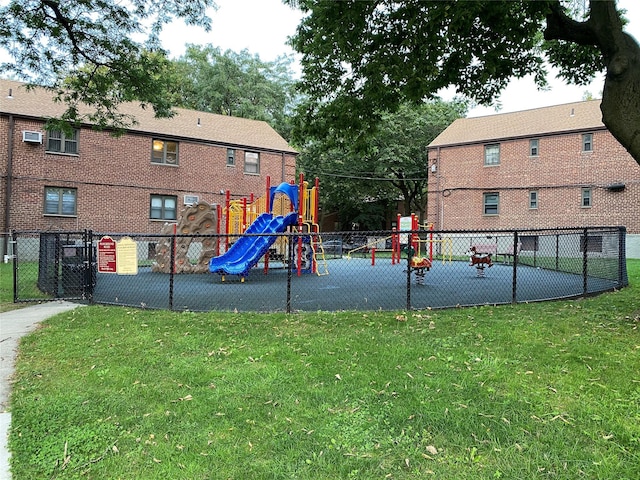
[[429, 125, 609, 149], [0, 110, 299, 155]]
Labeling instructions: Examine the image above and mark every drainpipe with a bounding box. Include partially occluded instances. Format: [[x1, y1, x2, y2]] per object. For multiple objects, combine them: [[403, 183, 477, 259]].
[[434, 146, 443, 230], [281, 152, 286, 183], [3, 114, 14, 258]]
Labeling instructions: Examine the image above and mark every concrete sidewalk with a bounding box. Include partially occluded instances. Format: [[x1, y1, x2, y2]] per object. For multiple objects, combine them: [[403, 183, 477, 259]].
[[0, 301, 82, 480]]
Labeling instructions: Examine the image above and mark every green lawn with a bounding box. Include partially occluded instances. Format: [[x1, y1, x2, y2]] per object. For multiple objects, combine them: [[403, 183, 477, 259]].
[[0, 262, 44, 312], [0, 262, 16, 312], [6, 261, 640, 479]]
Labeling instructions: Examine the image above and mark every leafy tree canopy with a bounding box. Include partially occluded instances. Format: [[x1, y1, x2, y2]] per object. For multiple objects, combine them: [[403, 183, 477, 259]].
[[0, 0, 216, 129], [171, 45, 298, 140], [287, 0, 640, 165], [297, 99, 466, 229]]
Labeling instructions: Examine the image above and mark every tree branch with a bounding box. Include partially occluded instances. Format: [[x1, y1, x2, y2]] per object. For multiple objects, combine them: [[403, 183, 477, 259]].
[[545, 0, 625, 62], [41, 0, 111, 67], [544, 1, 598, 46], [41, 1, 81, 53]]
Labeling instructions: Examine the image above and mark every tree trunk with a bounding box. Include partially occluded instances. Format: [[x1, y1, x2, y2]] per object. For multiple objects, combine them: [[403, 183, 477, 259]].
[[545, 0, 640, 167], [600, 32, 640, 166]]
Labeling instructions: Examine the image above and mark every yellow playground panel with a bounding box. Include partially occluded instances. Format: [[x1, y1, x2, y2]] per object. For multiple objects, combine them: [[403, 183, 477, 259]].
[[225, 177, 319, 236], [415, 235, 453, 264], [397, 215, 453, 265], [221, 175, 327, 274]]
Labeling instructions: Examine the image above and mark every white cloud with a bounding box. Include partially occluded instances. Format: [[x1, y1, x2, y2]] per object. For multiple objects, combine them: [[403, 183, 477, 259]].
[[159, 0, 302, 62], [163, 0, 638, 117], [457, 0, 640, 116], [2, 0, 638, 117]]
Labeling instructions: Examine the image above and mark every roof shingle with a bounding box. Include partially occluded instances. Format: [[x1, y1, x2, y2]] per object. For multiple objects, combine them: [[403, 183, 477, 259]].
[[0, 78, 297, 154], [429, 100, 604, 148]]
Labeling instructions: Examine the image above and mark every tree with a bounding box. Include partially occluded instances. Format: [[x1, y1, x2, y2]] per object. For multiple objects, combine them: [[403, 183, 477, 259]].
[[296, 100, 466, 229], [373, 101, 467, 221], [171, 45, 298, 140], [286, 0, 640, 166], [0, 0, 216, 129]]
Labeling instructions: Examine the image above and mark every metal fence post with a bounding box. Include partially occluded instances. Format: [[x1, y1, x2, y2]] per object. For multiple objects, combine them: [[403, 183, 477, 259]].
[[583, 228, 589, 296], [85, 230, 95, 302], [53, 233, 61, 299], [169, 233, 176, 311], [406, 243, 412, 311], [286, 232, 293, 314], [11, 230, 17, 303], [511, 231, 519, 304], [618, 226, 628, 287]]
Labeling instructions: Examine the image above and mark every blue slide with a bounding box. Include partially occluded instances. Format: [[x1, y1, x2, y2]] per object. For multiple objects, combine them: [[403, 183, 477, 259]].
[[209, 211, 299, 277]]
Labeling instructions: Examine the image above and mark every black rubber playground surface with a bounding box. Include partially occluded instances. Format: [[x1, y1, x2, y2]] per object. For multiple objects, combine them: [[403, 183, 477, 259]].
[[93, 257, 620, 312]]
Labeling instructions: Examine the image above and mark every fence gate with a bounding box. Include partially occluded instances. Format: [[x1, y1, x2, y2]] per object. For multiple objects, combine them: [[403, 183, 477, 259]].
[[28, 231, 95, 301]]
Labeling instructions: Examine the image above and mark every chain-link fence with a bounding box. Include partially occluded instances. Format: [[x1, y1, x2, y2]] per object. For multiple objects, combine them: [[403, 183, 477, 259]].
[[9, 226, 628, 312]]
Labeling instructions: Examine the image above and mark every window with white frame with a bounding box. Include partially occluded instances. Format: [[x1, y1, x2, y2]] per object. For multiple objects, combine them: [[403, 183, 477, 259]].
[[46, 129, 79, 154], [244, 151, 260, 174], [227, 148, 235, 166], [484, 144, 500, 166], [529, 139, 539, 156], [150, 195, 177, 220], [44, 187, 77, 216], [529, 190, 538, 209], [581, 187, 592, 207], [582, 133, 593, 152], [151, 139, 179, 164], [483, 192, 499, 215]]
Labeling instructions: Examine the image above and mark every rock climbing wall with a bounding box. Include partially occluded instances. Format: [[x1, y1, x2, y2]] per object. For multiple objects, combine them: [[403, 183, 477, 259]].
[[152, 202, 219, 273]]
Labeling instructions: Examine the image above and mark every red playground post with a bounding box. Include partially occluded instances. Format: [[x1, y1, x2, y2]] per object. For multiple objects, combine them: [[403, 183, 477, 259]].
[[264, 176, 271, 274]]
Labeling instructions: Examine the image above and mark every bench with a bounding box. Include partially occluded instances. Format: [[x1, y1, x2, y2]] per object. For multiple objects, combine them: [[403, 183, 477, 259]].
[[471, 244, 497, 255], [497, 242, 522, 264]]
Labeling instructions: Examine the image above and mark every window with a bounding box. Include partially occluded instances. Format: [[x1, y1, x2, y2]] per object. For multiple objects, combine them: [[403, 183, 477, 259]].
[[580, 235, 603, 253], [244, 151, 260, 174], [483, 192, 499, 215], [520, 235, 539, 252], [529, 139, 539, 156], [44, 187, 77, 216], [150, 195, 177, 220], [581, 187, 592, 208], [529, 190, 538, 209], [227, 148, 235, 166], [152, 139, 179, 164], [46, 129, 79, 154], [484, 144, 500, 165], [582, 133, 593, 152]]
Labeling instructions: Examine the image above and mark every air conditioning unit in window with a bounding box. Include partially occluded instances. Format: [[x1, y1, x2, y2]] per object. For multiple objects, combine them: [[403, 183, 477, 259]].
[[184, 195, 199, 206], [22, 130, 42, 144]]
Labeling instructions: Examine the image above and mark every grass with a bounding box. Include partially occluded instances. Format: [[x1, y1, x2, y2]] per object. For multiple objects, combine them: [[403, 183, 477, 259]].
[[5, 260, 640, 479], [0, 263, 10, 301], [0, 262, 17, 312], [0, 262, 45, 312]]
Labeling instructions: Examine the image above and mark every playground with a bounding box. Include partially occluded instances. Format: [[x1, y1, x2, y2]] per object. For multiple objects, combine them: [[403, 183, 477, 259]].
[[13, 223, 628, 312], [11, 175, 629, 312], [89, 252, 623, 312]]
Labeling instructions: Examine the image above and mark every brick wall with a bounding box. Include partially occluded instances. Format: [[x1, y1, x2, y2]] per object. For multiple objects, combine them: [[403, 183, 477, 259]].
[[428, 129, 640, 234], [1, 117, 297, 233]]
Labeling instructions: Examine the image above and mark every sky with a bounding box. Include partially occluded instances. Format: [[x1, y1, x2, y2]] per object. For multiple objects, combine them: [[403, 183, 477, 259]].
[[159, 0, 640, 118]]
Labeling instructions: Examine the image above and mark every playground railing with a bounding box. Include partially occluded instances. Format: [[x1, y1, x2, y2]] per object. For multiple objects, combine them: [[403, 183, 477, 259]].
[[9, 226, 629, 313]]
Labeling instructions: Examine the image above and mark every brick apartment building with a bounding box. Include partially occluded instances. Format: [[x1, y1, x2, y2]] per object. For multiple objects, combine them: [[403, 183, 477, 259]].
[[427, 101, 640, 249], [1, 79, 297, 237]]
